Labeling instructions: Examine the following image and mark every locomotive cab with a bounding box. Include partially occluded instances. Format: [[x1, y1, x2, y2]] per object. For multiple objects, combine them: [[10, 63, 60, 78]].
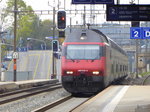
[[61, 29, 107, 94]]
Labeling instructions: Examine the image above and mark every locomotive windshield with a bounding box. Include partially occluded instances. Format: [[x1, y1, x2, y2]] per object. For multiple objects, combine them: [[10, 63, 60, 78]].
[[66, 45, 100, 60]]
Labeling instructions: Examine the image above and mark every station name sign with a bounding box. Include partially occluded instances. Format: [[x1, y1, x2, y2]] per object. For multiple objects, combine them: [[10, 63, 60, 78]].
[[130, 27, 150, 39], [107, 5, 150, 21], [72, 0, 114, 4]]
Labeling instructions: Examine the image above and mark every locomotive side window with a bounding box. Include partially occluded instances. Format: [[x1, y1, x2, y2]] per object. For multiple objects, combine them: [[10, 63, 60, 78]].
[[66, 45, 101, 60]]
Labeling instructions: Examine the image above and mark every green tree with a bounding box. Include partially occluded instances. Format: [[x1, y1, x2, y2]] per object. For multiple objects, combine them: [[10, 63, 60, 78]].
[[5, 0, 36, 42], [39, 19, 53, 39], [4, 0, 55, 50], [30, 19, 54, 50]]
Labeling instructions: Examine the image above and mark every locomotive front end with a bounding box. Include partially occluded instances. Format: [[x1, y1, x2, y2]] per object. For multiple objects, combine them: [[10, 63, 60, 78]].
[[61, 43, 106, 94]]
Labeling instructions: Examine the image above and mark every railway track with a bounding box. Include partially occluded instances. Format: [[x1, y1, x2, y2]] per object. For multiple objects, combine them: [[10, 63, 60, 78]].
[[33, 95, 92, 112], [142, 75, 150, 85], [33, 95, 73, 112], [0, 83, 62, 105]]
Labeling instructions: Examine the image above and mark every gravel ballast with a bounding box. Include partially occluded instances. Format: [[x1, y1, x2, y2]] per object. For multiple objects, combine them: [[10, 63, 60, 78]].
[[0, 88, 70, 112]]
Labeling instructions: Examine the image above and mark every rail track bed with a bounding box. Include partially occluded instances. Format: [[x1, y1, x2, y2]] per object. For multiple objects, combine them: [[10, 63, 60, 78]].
[[0, 83, 62, 105], [34, 95, 90, 112]]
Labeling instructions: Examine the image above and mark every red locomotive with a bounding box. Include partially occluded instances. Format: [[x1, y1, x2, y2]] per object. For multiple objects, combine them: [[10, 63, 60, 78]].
[[61, 29, 128, 95]]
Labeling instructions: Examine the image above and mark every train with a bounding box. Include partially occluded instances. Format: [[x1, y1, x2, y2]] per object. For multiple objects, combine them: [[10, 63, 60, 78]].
[[61, 28, 128, 95]]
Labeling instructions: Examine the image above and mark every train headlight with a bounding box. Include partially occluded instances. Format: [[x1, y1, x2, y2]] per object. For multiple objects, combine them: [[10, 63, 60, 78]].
[[66, 71, 73, 74], [92, 71, 99, 75]]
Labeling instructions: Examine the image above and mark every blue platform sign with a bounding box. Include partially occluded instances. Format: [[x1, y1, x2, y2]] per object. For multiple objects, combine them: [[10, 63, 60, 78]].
[[130, 27, 142, 39], [143, 27, 150, 39], [130, 27, 150, 39], [72, 0, 114, 4]]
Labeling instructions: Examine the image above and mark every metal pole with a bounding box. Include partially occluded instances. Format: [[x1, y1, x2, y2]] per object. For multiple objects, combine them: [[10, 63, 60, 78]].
[[130, 0, 139, 78], [0, 43, 1, 81], [70, 5, 72, 33], [117, 0, 120, 24], [117, 0, 120, 4], [93, 5, 95, 24], [146, 39, 148, 72], [14, 0, 17, 82], [136, 40, 139, 77], [90, 5, 92, 23], [64, 0, 66, 10], [83, 6, 86, 28], [58, 0, 59, 10], [70, 17, 72, 33], [145, 22, 148, 72], [52, 6, 56, 78]]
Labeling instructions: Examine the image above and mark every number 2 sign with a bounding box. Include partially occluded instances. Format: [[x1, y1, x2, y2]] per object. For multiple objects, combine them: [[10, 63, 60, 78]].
[[130, 27, 142, 39]]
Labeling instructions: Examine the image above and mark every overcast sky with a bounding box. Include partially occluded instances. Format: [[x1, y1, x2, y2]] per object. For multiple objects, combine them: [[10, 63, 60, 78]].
[[23, 0, 150, 25], [1, 0, 150, 25], [23, 0, 150, 10]]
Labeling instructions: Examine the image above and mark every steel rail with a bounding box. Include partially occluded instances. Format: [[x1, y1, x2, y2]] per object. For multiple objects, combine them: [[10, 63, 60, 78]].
[[0, 83, 62, 105], [33, 95, 72, 112], [142, 75, 150, 85], [0, 82, 60, 97], [69, 96, 93, 112], [33, 95, 93, 112]]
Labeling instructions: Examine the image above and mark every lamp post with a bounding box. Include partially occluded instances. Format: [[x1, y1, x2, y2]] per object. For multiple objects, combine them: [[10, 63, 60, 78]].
[[27, 38, 46, 50]]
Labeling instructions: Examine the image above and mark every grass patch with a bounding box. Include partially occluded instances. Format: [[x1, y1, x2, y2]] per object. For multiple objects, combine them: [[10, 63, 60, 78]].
[[139, 72, 150, 77]]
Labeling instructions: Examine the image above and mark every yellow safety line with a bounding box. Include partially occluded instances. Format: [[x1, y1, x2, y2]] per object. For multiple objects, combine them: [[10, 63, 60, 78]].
[[33, 54, 41, 79], [47, 52, 52, 79]]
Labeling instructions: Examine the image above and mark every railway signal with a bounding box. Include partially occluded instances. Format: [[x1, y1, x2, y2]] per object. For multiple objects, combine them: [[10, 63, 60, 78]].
[[52, 40, 59, 52], [57, 11, 66, 29]]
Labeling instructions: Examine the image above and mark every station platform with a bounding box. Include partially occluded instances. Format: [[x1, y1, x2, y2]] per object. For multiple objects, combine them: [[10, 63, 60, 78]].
[[72, 86, 150, 112], [0, 79, 59, 93]]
